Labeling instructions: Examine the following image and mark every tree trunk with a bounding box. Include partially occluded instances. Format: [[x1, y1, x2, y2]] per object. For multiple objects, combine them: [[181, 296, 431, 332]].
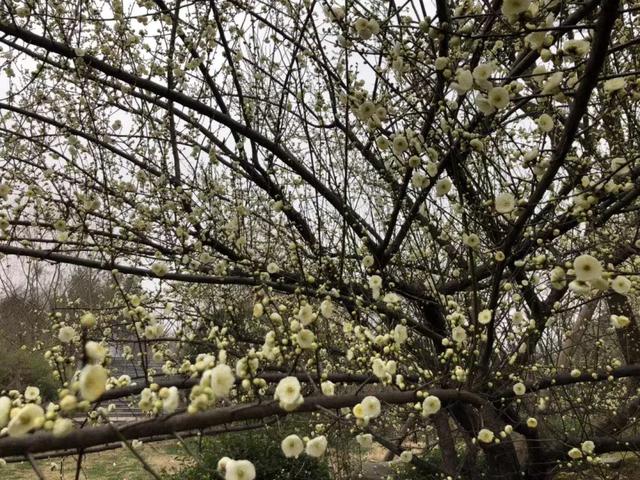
[[433, 411, 458, 476], [449, 404, 523, 479], [481, 407, 522, 480]]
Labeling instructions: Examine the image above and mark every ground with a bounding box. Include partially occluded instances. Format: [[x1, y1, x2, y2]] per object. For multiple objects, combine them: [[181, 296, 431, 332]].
[[2, 442, 638, 479], [2, 440, 184, 479]]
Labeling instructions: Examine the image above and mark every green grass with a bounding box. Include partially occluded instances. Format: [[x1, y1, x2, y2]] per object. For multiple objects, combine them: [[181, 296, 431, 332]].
[[4, 440, 640, 479], [554, 452, 640, 480], [2, 440, 187, 479]]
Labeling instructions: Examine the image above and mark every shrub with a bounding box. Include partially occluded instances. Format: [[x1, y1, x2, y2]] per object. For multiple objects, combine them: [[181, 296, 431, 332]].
[[0, 345, 57, 400], [169, 426, 331, 480], [393, 449, 494, 480], [392, 458, 447, 480]]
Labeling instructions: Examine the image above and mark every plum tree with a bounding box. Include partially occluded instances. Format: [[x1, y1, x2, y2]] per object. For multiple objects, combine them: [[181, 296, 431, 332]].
[[0, 0, 638, 478]]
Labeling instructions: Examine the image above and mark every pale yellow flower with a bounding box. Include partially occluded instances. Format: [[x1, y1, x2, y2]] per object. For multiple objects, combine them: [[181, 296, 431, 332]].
[[209, 364, 235, 398], [611, 276, 631, 294], [488, 87, 510, 109], [495, 192, 516, 213], [513, 382, 526, 396], [478, 309, 492, 325], [78, 364, 108, 401], [225, 459, 256, 480], [7, 404, 45, 437], [52, 418, 74, 437], [573, 255, 602, 282], [306, 436, 328, 457], [568, 448, 582, 459], [422, 395, 441, 416], [361, 396, 381, 419], [281, 434, 304, 458], [478, 428, 494, 443], [501, 0, 531, 17], [604, 77, 626, 93]]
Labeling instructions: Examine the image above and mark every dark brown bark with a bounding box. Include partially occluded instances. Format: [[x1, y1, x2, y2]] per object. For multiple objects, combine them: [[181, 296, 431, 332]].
[[432, 411, 458, 476], [0, 389, 483, 458]]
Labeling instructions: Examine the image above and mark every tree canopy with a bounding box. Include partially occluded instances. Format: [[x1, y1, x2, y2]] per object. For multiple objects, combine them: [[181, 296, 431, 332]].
[[0, 0, 639, 478]]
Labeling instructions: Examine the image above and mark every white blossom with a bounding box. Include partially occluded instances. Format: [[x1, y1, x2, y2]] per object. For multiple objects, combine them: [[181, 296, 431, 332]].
[[495, 192, 516, 214], [478, 309, 492, 325], [356, 433, 373, 449], [281, 434, 304, 458], [274, 377, 303, 411], [7, 404, 45, 437], [305, 435, 328, 457], [513, 382, 526, 396], [604, 77, 626, 93], [321, 381, 335, 396], [477, 428, 495, 443], [225, 459, 256, 480], [501, 0, 531, 17], [209, 364, 235, 398], [611, 276, 631, 294], [78, 364, 108, 401], [52, 418, 74, 437], [0, 397, 11, 427], [573, 255, 602, 282], [422, 395, 441, 416], [58, 326, 76, 343], [361, 396, 381, 419]]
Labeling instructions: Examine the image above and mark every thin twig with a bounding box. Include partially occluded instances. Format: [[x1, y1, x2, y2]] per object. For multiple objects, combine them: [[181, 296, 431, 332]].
[[26, 452, 46, 480]]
